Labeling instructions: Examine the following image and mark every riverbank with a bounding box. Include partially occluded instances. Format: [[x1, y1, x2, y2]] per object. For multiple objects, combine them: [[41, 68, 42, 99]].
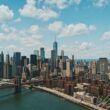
[[33, 86, 106, 110]]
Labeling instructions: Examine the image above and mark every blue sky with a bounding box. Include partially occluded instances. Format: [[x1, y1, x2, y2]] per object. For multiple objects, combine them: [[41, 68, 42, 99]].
[[0, 0, 110, 59]]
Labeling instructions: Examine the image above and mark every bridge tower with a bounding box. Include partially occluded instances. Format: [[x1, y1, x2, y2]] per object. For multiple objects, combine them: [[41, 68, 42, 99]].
[[14, 66, 22, 94]]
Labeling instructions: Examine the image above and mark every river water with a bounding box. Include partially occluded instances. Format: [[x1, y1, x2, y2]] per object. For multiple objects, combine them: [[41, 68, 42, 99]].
[[0, 88, 88, 110]]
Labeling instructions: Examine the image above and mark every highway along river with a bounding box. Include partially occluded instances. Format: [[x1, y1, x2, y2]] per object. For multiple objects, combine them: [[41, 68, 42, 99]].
[[0, 88, 88, 110]]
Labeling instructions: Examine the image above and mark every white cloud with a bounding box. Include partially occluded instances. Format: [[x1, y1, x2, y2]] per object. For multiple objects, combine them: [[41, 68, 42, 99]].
[[1, 24, 16, 33], [60, 42, 94, 58], [0, 5, 14, 23], [45, 0, 81, 9], [93, 0, 110, 7], [14, 18, 22, 23], [77, 42, 93, 50], [6, 45, 24, 52], [101, 31, 110, 40], [29, 25, 40, 34], [61, 42, 93, 51], [0, 24, 43, 48], [19, 0, 58, 21], [59, 23, 96, 37], [48, 21, 96, 37], [48, 21, 63, 32]]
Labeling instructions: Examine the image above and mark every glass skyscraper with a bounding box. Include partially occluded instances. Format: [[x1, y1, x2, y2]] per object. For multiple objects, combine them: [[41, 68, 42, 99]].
[[40, 48, 45, 62], [53, 41, 58, 58]]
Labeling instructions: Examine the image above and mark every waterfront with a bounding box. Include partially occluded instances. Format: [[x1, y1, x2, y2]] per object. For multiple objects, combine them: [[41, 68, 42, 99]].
[[0, 88, 87, 110]]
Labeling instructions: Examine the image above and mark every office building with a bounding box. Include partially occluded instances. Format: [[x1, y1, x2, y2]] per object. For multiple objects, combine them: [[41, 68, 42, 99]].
[[97, 58, 108, 74], [40, 48, 45, 63], [0, 51, 4, 78], [12, 52, 21, 76], [30, 54, 37, 65], [66, 59, 73, 78], [51, 50, 55, 72], [53, 41, 58, 58]]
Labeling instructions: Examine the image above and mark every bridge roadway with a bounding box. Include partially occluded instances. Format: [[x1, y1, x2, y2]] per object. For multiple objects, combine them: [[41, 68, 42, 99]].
[[0, 82, 32, 89]]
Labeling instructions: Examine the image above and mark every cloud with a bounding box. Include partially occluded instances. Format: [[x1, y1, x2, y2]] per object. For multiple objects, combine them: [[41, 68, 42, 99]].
[[0, 24, 52, 56], [0, 24, 43, 48], [6, 45, 24, 52], [45, 0, 81, 9], [76, 42, 93, 50], [60, 42, 94, 58], [60, 42, 93, 52], [14, 18, 22, 23], [0, 5, 14, 23], [48, 21, 63, 32], [19, 0, 58, 21], [93, 0, 110, 7], [48, 21, 96, 37], [101, 31, 110, 40]]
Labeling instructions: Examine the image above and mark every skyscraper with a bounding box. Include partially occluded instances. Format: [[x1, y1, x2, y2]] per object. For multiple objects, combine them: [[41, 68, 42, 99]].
[[4, 54, 12, 79], [40, 48, 45, 62], [51, 50, 56, 72], [30, 54, 37, 65], [0, 51, 4, 78], [53, 40, 58, 58], [97, 58, 108, 74], [21, 56, 27, 67], [66, 59, 73, 78], [12, 52, 21, 76], [34, 50, 39, 60], [13, 52, 21, 66]]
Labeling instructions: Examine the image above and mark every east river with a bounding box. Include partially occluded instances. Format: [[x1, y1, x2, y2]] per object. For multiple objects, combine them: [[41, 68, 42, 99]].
[[0, 88, 88, 110]]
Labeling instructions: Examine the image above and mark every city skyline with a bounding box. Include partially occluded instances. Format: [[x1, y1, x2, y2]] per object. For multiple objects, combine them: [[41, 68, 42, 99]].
[[0, 0, 110, 59]]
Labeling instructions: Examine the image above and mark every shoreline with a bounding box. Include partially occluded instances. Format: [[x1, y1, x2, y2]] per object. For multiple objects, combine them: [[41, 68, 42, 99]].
[[33, 86, 106, 110]]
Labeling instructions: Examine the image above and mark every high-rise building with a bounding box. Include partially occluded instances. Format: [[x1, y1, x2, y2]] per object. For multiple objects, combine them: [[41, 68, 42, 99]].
[[4, 54, 12, 79], [53, 41, 58, 58], [51, 50, 55, 72], [61, 50, 64, 59], [34, 50, 39, 56], [12, 52, 21, 76], [40, 48, 45, 62], [97, 58, 108, 74], [13, 52, 21, 66], [30, 54, 37, 65], [66, 59, 73, 78], [24, 58, 29, 67], [91, 61, 97, 74], [21, 56, 27, 67], [0, 51, 4, 78], [34, 50, 39, 60]]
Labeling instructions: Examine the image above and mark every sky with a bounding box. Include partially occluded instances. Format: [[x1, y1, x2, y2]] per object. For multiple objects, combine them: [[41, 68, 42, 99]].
[[0, 0, 110, 59]]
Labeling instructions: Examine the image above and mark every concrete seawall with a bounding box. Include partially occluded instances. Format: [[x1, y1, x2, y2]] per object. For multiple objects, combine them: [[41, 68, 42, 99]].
[[33, 86, 106, 110]]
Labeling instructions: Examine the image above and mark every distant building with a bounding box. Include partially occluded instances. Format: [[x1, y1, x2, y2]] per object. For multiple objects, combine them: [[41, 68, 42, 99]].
[[40, 48, 45, 63], [3, 54, 12, 79], [30, 54, 37, 65], [75, 64, 85, 78], [21, 56, 27, 67], [12, 52, 21, 76], [61, 50, 64, 58], [0, 51, 4, 78], [66, 59, 73, 78], [91, 61, 97, 74], [13, 52, 21, 66], [97, 58, 108, 74], [53, 41, 58, 58], [51, 50, 55, 72], [34, 50, 39, 59]]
